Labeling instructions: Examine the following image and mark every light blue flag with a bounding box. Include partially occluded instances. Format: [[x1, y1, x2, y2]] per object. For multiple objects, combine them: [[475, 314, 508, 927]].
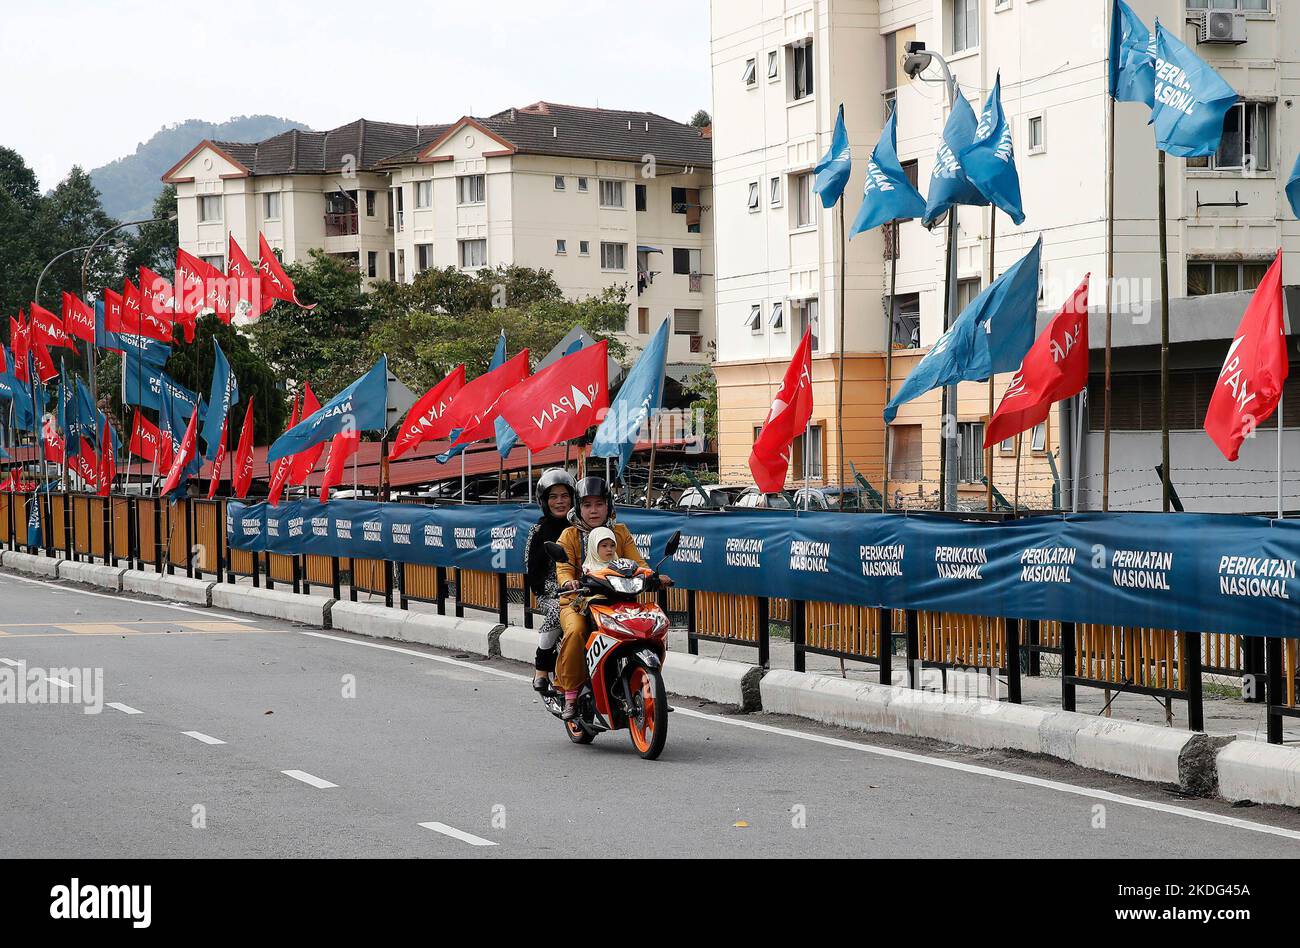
[[1286, 151, 1300, 220], [94, 300, 171, 368], [266, 356, 389, 463], [814, 104, 852, 209], [0, 351, 35, 432], [848, 109, 927, 238], [123, 352, 200, 424], [493, 334, 523, 458], [959, 73, 1025, 226], [439, 332, 506, 465], [202, 340, 239, 461], [1109, 0, 1155, 107], [591, 318, 669, 475], [161, 394, 204, 484], [884, 237, 1042, 423], [922, 89, 989, 228], [75, 379, 120, 455], [26, 492, 42, 548], [1152, 22, 1238, 158]]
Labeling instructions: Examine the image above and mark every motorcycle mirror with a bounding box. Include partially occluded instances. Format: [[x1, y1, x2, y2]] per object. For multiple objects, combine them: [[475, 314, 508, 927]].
[[545, 541, 569, 564], [664, 531, 681, 558]]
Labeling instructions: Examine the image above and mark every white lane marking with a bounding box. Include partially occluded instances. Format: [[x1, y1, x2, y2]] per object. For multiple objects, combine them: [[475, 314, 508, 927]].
[[45, 677, 75, 689], [182, 730, 226, 745], [418, 821, 498, 847], [107, 702, 143, 715], [282, 770, 338, 789], [0, 572, 253, 622], [301, 629, 1300, 845], [0, 658, 20, 667]]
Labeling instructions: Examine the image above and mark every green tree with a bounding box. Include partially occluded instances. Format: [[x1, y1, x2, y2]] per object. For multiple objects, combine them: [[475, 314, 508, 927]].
[[35, 166, 119, 304], [689, 109, 712, 128], [0, 147, 49, 319], [120, 184, 178, 277]]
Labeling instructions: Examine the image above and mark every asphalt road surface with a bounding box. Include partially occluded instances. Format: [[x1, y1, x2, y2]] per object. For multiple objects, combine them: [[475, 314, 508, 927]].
[[3, 568, 1300, 858]]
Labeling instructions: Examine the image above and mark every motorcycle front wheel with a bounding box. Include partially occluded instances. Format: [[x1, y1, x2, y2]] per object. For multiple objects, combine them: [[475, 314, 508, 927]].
[[626, 664, 668, 760], [565, 719, 595, 744]]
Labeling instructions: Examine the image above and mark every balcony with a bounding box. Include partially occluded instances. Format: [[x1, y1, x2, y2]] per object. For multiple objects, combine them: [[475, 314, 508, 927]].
[[325, 212, 359, 237]]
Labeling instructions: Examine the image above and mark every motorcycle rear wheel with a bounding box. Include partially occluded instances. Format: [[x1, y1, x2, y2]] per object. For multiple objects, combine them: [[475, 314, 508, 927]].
[[565, 719, 595, 744], [627, 665, 668, 760]]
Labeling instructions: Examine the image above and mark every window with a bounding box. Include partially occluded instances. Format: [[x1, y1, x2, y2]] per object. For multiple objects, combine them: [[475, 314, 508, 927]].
[[792, 298, 820, 351], [1027, 114, 1045, 154], [579, 240, 590, 256], [577, 177, 589, 193], [554, 175, 566, 190], [1187, 102, 1272, 172], [745, 304, 762, 333], [367, 251, 378, 278], [1089, 366, 1300, 432], [747, 181, 760, 211], [671, 186, 688, 213], [600, 241, 627, 270], [263, 191, 281, 219], [672, 248, 701, 275], [884, 31, 899, 92], [388, 251, 395, 280], [792, 171, 816, 228], [1031, 422, 1047, 453], [556, 239, 567, 255], [742, 57, 757, 86], [365, 190, 376, 216], [891, 293, 921, 348], [599, 179, 625, 208], [201, 254, 225, 270], [674, 309, 701, 335], [791, 41, 814, 100], [792, 425, 824, 480], [396, 249, 405, 283], [994, 0, 1012, 10], [951, 0, 980, 54], [198, 195, 221, 223], [459, 238, 487, 269], [635, 184, 647, 212], [889, 425, 923, 481], [457, 174, 485, 205], [771, 301, 785, 332], [414, 180, 432, 208], [956, 278, 981, 312], [770, 176, 783, 207], [392, 187, 404, 231], [957, 421, 985, 483], [638, 307, 649, 334], [1187, 259, 1271, 296], [1186, 0, 1268, 9], [416, 243, 433, 273], [767, 50, 779, 80]]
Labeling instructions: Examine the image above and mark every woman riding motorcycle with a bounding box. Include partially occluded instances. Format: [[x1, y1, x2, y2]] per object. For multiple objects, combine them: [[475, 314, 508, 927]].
[[552, 477, 671, 720], [523, 469, 578, 691]]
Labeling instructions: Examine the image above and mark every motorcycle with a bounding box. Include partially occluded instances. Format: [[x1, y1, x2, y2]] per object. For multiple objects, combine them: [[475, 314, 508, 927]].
[[541, 531, 680, 760]]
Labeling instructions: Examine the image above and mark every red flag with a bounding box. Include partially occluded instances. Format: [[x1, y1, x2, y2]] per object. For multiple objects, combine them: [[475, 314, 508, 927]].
[[11, 314, 29, 384], [0, 341, 6, 374], [207, 418, 228, 500], [267, 394, 301, 506], [319, 430, 360, 502], [288, 384, 325, 485], [138, 266, 176, 342], [130, 410, 164, 466], [98, 417, 116, 497], [257, 233, 314, 309], [73, 440, 99, 490], [748, 329, 814, 493], [1205, 251, 1288, 462], [61, 292, 96, 343], [121, 279, 146, 335], [442, 349, 531, 448], [103, 287, 126, 334], [232, 398, 256, 499], [160, 406, 200, 497], [42, 416, 64, 464], [497, 342, 610, 452], [228, 236, 272, 320], [985, 275, 1090, 449], [174, 249, 228, 328], [391, 365, 467, 459], [31, 341, 57, 383], [29, 302, 69, 348]]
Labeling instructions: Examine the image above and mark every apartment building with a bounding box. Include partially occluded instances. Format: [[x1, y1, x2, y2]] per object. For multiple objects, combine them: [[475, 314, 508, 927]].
[[162, 103, 715, 377], [709, 0, 1299, 510]]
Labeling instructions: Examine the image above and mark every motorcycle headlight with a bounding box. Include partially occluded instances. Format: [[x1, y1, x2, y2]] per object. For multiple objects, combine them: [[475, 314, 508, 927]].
[[607, 575, 644, 595]]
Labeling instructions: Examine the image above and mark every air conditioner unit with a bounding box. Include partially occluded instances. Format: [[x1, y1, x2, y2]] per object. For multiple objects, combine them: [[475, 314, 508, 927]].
[[1196, 11, 1247, 45]]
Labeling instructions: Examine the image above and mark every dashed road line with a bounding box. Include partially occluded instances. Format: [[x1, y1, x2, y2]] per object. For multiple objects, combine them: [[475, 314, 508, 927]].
[[106, 702, 143, 715], [281, 770, 337, 789], [182, 731, 226, 745], [418, 822, 497, 847]]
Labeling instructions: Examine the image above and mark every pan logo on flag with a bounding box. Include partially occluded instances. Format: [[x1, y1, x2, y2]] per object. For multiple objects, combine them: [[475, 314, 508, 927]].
[[1217, 336, 1257, 415], [531, 382, 600, 431]]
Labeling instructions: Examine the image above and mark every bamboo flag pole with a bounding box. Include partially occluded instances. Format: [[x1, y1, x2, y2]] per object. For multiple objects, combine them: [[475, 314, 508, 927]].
[[986, 208, 997, 511], [1013, 430, 1023, 515], [1157, 149, 1172, 512], [1103, 74, 1117, 511], [1278, 394, 1285, 520], [836, 199, 848, 494], [883, 222, 899, 513], [645, 410, 658, 509]]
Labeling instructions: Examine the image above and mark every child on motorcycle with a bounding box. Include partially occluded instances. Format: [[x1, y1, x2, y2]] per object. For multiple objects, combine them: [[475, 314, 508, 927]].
[[583, 527, 619, 573]]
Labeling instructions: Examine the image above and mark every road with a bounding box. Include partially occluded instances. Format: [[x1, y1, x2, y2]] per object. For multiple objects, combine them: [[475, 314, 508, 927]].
[[2, 567, 1300, 858]]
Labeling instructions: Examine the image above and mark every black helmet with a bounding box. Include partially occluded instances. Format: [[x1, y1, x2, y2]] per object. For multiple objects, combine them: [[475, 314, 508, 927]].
[[575, 476, 611, 506], [536, 468, 577, 505]]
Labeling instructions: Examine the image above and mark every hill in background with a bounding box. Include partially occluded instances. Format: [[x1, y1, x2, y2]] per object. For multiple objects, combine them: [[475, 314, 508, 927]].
[[90, 115, 310, 222]]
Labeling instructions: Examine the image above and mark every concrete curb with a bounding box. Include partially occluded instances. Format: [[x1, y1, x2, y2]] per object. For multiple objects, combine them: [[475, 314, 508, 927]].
[[664, 654, 764, 711], [1216, 740, 1300, 807], [759, 670, 1215, 793], [56, 560, 128, 592], [328, 601, 496, 656], [210, 585, 334, 626], [1, 551, 59, 578]]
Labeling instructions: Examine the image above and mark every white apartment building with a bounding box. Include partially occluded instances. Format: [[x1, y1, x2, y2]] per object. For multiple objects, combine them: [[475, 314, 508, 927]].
[[162, 103, 715, 378], [709, 0, 1300, 509]]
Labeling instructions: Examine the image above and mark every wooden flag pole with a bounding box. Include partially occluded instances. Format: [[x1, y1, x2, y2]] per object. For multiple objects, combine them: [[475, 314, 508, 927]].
[[1103, 81, 1117, 511], [1013, 430, 1023, 515], [986, 209, 997, 511], [645, 411, 659, 509], [883, 221, 899, 513], [1157, 149, 1172, 512], [1278, 393, 1285, 520], [836, 199, 848, 494]]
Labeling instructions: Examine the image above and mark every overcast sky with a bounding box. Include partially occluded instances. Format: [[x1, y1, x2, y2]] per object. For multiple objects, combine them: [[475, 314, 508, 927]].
[[4, 0, 713, 190]]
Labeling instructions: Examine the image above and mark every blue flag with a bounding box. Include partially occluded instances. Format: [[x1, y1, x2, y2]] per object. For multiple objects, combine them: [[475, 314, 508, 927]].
[[439, 333, 506, 465], [1286, 151, 1300, 220], [0, 347, 35, 432], [1109, 0, 1155, 107], [94, 300, 169, 368], [123, 352, 201, 422], [922, 89, 989, 228], [591, 317, 669, 475], [884, 237, 1042, 423], [848, 109, 927, 238], [493, 335, 521, 458], [814, 104, 853, 209], [267, 356, 389, 464], [1152, 22, 1237, 159], [26, 492, 42, 549], [959, 73, 1025, 226], [202, 340, 239, 461], [161, 395, 204, 486], [74, 379, 121, 455]]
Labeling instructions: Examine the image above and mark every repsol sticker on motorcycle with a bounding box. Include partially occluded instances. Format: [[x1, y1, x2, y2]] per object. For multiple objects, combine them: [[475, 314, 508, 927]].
[[585, 633, 619, 676]]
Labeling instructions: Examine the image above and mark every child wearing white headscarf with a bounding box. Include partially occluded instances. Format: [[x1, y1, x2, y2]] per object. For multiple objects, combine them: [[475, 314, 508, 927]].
[[582, 526, 619, 574]]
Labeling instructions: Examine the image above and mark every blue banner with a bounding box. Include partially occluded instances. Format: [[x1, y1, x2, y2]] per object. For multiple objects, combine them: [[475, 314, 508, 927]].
[[848, 108, 927, 239], [1109, 0, 1155, 107], [202, 340, 238, 461], [123, 353, 201, 422], [813, 104, 852, 208], [922, 89, 989, 228], [959, 73, 1025, 226], [267, 356, 388, 464], [1152, 22, 1238, 159], [591, 318, 669, 475]]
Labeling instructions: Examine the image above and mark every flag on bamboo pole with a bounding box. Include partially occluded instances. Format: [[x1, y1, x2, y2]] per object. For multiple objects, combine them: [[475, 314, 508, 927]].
[[266, 357, 388, 463], [1152, 21, 1238, 159], [97, 416, 115, 497], [228, 235, 272, 320], [29, 302, 70, 348], [391, 365, 466, 459], [130, 409, 169, 469], [267, 394, 300, 506], [61, 292, 96, 343], [922, 88, 989, 228], [319, 430, 360, 502], [231, 398, 256, 499], [257, 233, 314, 310], [813, 104, 852, 208], [848, 108, 927, 238], [749, 329, 814, 493], [202, 339, 239, 461], [437, 335, 529, 459], [206, 418, 228, 500], [161, 406, 200, 499], [1109, 0, 1155, 107], [288, 384, 325, 485], [497, 341, 609, 453], [591, 318, 669, 475], [959, 72, 1025, 226], [138, 266, 176, 342]]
